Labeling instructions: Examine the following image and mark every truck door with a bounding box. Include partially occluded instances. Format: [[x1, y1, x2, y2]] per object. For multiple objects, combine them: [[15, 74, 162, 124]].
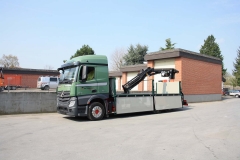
[[77, 66, 98, 96]]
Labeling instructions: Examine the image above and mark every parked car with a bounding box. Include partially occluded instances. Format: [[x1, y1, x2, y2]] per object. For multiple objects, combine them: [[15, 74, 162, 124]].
[[37, 76, 59, 90], [229, 90, 240, 98]]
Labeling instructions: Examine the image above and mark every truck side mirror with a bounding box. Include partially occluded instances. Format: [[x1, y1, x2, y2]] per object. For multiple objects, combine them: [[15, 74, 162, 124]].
[[81, 66, 87, 81]]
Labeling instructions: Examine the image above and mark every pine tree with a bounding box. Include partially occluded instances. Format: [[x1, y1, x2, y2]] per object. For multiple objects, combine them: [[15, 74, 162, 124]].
[[123, 44, 148, 65], [200, 35, 226, 75], [70, 45, 95, 59], [232, 47, 240, 86], [160, 38, 176, 51]]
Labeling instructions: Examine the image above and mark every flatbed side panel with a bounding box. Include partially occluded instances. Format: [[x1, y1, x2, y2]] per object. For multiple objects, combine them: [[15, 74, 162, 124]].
[[155, 96, 182, 110], [116, 96, 153, 114], [156, 82, 180, 94]]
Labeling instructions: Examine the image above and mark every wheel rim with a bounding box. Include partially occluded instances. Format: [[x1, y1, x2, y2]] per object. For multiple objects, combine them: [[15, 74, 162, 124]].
[[92, 106, 102, 118]]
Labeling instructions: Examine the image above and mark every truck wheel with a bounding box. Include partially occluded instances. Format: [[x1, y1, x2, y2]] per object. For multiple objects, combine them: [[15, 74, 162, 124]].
[[12, 86, 16, 90], [44, 86, 49, 90], [88, 102, 105, 121]]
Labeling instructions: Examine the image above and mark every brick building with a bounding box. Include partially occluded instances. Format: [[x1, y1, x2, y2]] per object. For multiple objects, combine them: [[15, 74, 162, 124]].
[[2, 68, 59, 88], [109, 49, 223, 102]]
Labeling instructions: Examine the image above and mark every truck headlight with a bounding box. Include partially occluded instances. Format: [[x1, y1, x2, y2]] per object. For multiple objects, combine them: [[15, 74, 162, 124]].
[[69, 97, 77, 108]]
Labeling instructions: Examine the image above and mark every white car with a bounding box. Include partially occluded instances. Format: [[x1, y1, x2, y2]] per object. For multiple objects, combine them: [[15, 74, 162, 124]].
[[37, 76, 59, 90], [229, 90, 240, 98]]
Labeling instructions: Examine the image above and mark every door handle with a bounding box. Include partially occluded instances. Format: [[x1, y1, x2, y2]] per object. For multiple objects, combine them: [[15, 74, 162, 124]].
[[92, 89, 97, 93]]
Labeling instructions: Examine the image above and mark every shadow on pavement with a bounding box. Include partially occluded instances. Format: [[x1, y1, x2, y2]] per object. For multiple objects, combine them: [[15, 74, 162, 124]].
[[63, 116, 89, 122], [221, 96, 235, 101], [107, 107, 192, 120], [63, 106, 192, 122]]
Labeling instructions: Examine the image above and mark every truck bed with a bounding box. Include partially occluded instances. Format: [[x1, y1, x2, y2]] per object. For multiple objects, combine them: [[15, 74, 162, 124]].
[[114, 82, 183, 114]]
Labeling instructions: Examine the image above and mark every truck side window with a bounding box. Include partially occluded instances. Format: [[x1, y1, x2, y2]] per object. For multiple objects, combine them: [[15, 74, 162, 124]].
[[87, 67, 95, 81]]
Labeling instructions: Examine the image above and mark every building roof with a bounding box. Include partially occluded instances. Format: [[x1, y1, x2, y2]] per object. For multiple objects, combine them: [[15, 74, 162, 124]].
[[145, 48, 222, 64], [109, 71, 122, 77], [108, 64, 148, 76], [1, 67, 59, 75], [120, 64, 147, 72]]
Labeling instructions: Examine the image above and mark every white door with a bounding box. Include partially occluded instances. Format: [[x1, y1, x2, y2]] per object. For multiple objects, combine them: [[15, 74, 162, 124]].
[[154, 59, 175, 83], [127, 72, 138, 91]]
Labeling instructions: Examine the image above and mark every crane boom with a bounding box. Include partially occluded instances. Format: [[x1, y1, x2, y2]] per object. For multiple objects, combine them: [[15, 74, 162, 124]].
[[122, 67, 179, 93]]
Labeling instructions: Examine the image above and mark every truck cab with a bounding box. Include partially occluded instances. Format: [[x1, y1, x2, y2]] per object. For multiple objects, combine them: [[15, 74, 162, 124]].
[[57, 55, 110, 120]]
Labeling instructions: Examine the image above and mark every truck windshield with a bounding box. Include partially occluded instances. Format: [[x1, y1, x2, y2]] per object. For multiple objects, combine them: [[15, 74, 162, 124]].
[[59, 66, 79, 84]]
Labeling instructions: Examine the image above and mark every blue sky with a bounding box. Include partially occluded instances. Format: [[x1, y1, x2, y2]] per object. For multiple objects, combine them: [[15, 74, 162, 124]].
[[0, 0, 240, 74]]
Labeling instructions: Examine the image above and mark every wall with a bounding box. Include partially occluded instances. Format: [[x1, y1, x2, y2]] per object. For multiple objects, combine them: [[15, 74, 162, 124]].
[[122, 72, 127, 87], [147, 60, 154, 91], [178, 57, 222, 102], [184, 94, 221, 103], [0, 92, 57, 114], [174, 58, 182, 82], [21, 75, 39, 88], [180, 57, 222, 95]]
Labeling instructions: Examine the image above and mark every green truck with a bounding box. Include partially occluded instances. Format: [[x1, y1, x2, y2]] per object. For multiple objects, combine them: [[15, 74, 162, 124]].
[[57, 55, 187, 120]]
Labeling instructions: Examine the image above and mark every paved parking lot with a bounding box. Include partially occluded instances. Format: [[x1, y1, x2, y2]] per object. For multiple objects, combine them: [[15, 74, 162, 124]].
[[0, 98, 240, 160]]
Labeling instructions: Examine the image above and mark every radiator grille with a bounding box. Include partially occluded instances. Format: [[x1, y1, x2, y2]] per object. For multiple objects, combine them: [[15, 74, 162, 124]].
[[57, 91, 70, 102]]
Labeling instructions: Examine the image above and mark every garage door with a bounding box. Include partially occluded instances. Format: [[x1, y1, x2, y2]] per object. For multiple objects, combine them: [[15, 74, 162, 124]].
[[127, 72, 138, 91], [154, 59, 175, 83]]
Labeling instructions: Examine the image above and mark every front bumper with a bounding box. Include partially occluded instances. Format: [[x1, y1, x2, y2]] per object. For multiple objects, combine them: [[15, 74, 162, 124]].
[[57, 98, 78, 116], [57, 99, 87, 117], [57, 106, 78, 117]]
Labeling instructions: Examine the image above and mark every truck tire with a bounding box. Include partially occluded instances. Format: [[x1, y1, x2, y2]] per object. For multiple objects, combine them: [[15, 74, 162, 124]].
[[12, 86, 16, 90], [88, 102, 105, 121]]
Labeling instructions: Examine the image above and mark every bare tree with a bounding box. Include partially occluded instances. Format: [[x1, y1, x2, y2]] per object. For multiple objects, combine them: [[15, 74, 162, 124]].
[[110, 48, 126, 71], [44, 65, 54, 70], [0, 54, 20, 68]]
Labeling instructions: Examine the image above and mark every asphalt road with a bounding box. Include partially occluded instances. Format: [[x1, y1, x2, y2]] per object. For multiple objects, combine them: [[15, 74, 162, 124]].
[[0, 98, 240, 160]]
